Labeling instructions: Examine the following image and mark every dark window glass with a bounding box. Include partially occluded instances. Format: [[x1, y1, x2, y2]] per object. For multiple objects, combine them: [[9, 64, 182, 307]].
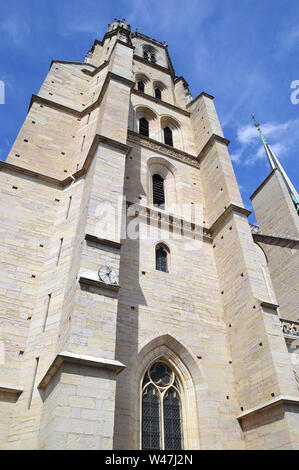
[[142, 386, 160, 450], [151, 54, 156, 64], [152, 174, 165, 207], [155, 88, 162, 100], [164, 127, 173, 146], [156, 246, 168, 273], [139, 117, 149, 137], [163, 388, 182, 450], [138, 81, 145, 93]]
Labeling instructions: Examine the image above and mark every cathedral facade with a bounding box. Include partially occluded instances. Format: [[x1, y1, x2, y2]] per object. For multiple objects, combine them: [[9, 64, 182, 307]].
[[0, 19, 298, 450]]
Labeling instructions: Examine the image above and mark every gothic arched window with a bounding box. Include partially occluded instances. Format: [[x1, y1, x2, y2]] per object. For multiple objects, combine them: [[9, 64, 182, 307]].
[[139, 117, 149, 137], [142, 361, 182, 450], [152, 174, 165, 208], [155, 244, 169, 273], [155, 88, 162, 100], [164, 127, 173, 147], [143, 46, 157, 64], [138, 81, 145, 93]]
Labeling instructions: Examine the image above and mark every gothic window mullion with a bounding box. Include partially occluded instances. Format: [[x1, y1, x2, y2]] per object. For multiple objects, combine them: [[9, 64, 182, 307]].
[[142, 361, 183, 450]]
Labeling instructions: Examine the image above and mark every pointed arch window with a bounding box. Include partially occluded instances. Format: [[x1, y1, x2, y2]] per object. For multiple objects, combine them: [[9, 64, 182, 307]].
[[155, 244, 169, 273], [138, 81, 145, 93], [164, 127, 173, 147], [152, 174, 165, 208], [155, 88, 162, 100], [142, 361, 183, 450], [139, 117, 149, 137]]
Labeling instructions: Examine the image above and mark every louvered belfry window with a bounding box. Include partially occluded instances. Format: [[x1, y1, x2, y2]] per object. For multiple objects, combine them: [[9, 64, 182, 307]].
[[164, 127, 173, 146], [152, 174, 165, 208], [142, 362, 183, 450], [156, 246, 168, 273], [139, 117, 149, 137], [138, 81, 145, 93], [155, 88, 162, 100]]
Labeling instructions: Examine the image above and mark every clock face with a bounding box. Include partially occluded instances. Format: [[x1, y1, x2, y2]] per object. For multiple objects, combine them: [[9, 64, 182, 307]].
[[98, 265, 118, 285]]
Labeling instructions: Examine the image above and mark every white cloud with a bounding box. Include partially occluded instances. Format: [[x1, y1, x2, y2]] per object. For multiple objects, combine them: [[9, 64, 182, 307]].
[[278, 25, 299, 54], [232, 119, 299, 166], [0, 18, 30, 46]]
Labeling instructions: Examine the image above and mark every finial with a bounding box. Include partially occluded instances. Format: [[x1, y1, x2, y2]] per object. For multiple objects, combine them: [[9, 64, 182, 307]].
[[251, 113, 267, 145]]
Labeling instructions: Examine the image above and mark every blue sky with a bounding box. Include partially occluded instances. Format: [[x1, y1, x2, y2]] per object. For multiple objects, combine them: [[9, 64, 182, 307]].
[[1, 0, 298, 224]]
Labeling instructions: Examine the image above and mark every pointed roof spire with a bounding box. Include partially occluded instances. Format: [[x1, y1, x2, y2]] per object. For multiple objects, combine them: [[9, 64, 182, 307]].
[[251, 113, 299, 215]]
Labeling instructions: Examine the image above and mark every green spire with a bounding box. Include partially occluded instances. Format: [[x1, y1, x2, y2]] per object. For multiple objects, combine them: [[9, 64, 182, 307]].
[[251, 113, 268, 146], [251, 113, 299, 215]]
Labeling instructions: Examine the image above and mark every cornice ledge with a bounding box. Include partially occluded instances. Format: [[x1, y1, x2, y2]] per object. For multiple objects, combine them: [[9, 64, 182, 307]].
[[127, 131, 199, 168], [28, 71, 135, 117], [82, 60, 109, 76], [79, 276, 120, 292], [50, 59, 96, 70], [131, 31, 168, 49], [133, 54, 173, 77], [85, 233, 121, 249], [253, 232, 299, 248], [237, 395, 299, 424], [197, 134, 230, 162], [38, 351, 126, 389], [1, 134, 131, 188], [250, 169, 278, 200], [132, 89, 190, 117], [108, 71, 135, 89], [258, 299, 280, 312], [73, 134, 132, 179], [28, 94, 82, 117], [0, 384, 23, 395], [0, 161, 73, 188], [209, 204, 251, 235], [126, 200, 212, 243], [186, 91, 215, 108]]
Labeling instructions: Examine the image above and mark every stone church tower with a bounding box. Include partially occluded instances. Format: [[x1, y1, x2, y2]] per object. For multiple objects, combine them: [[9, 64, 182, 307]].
[[0, 19, 298, 450]]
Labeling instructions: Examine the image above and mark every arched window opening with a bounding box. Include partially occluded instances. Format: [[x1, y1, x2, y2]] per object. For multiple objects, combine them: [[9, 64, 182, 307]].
[[164, 127, 173, 147], [143, 50, 150, 60], [155, 88, 162, 100], [142, 361, 182, 450], [139, 117, 149, 137], [143, 46, 157, 64], [156, 246, 168, 273], [152, 174, 165, 208], [138, 81, 145, 93]]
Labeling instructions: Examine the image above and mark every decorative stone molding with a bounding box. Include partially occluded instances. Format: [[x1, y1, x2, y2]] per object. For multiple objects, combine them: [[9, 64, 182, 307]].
[[186, 91, 215, 109], [126, 200, 212, 243], [131, 31, 167, 49], [197, 134, 230, 163], [131, 89, 190, 117], [0, 384, 23, 395], [38, 351, 126, 389], [1, 134, 132, 189], [85, 233, 121, 249], [79, 276, 120, 292], [237, 395, 299, 430], [252, 232, 299, 249], [259, 300, 279, 312], [209, 203, 251, 236], [28, 70, 135, 117], [127, 131, 200, 168], [133, 55, 173, 77], [280, 318, 299, 339]]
